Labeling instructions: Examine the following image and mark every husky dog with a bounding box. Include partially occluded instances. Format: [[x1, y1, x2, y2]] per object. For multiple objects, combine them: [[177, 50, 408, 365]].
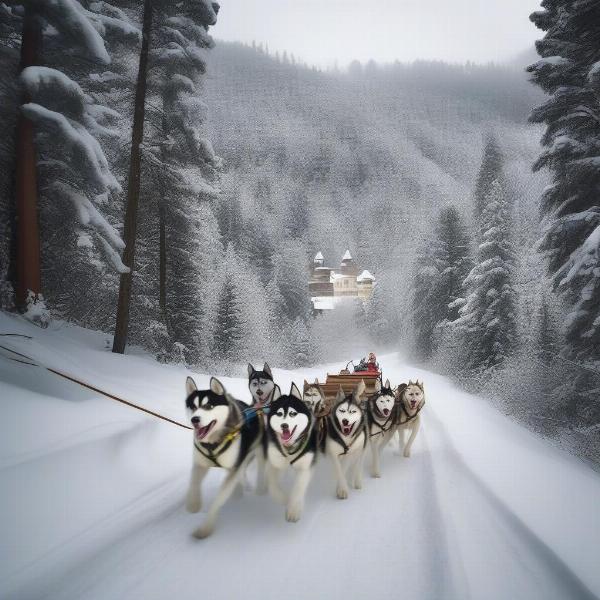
[[266, 383, 319, 522], [395, 380, 425, 458], [367, 378, 397, 478], [324, 380, 368, 499], [302, 378, 326, 414], [248, 363, 276, 406], [185, 376, 264, 539]]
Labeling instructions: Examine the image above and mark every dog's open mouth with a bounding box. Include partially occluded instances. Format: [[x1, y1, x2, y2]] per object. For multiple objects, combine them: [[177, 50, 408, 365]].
[[341, 423, 355, 436], [410, 401, 417, 409], [195, 420, 216, 440], [383, 408, 390, 416], [280, 426, 297, 446]]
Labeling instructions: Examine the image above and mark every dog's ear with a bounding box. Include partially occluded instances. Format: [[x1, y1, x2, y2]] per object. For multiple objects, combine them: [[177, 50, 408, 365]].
[[210, 377, 225, 396], [247, 364, 255, 378], [272, 385, 282, 401], [303, 379, 309, 392], [290, 383, 302, 400], [385, 379, 391, 389], [374, 378, 381, 393], [263, 363, 272, 377], [408, 379, 414, 386], [336, 385, 345, 403], [355, 379, 366, 400], [314, 377, 319, 385], [186, 376, 197, 397]]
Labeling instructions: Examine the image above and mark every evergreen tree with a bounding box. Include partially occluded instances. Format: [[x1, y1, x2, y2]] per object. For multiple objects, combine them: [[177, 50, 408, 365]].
[[8, 1, 137, 317], [288, 316, 313, 366], [239, 215, 275, 284], [436, 206, 473, 322], [273, 244, 311, 322], [455, 180, 517, 370], [527, 0, 600, 363], [473, 135, 504, 228], [213, 276, 244, 363], [411, 242, 443, 360], [121, 0, 221, 360], [411, 206, 472, 360]]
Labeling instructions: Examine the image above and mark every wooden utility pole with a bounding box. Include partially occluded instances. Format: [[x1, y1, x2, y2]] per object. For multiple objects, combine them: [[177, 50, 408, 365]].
[[15, 5, 41, 309], [112, 0, 154, 354]]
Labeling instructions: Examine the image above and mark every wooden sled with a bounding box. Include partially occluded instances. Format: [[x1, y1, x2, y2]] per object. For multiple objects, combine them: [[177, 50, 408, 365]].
[[319, 370, 381, 403]]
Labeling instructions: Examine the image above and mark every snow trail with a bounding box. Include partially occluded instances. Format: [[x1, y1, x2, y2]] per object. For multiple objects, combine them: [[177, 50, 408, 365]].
[[1, 315, 600, 600]]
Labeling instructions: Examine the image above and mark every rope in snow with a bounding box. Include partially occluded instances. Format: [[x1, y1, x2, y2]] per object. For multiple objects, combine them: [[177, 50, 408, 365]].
[[0, 339, 193, 431]]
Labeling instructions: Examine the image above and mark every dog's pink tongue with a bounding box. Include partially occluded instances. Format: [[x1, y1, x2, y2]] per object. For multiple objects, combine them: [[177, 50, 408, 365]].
[[196, 424, 211, 439], [281, 429, 292, 443]]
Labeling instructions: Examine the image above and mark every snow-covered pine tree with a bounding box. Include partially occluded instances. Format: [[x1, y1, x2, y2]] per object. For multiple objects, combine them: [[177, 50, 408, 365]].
[[239, 214, 276, 285], [411, 205, 472, 360], [115, 0, 220, 361], [273, 243, 311, 322], [473, 135, 504, 230], [436, 206, 473, 322], [138, 0, 221, 363], [411, 240, 444, 361], [527, 0, 600, 363], [212, 270, 245, 364], [455, 180, 517, 371], [210, 243, 275, 367], [287, 316, 314, 367], [11, 0, 139, 322]]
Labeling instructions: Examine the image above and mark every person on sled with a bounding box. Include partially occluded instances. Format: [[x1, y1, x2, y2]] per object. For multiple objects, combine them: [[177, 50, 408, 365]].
[[355, 352, 379, 373]]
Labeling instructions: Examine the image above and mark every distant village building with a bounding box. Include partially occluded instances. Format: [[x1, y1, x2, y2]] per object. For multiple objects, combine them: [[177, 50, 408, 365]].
[[309, 250, 375, 311]]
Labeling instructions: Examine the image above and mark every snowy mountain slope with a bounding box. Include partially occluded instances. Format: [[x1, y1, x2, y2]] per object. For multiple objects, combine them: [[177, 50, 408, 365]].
[[1, 312, 599, 600]]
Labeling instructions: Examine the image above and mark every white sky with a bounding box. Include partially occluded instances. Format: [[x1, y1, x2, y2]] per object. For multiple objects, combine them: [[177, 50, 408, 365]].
[[211, 0, 542, 67]]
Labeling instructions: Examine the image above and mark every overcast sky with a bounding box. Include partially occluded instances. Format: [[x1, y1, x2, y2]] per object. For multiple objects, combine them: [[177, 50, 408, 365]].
[[211, 0, 542, 67]]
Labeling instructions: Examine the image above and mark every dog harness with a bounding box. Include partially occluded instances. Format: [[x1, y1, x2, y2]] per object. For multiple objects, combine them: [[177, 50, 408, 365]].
[[273, 421, 314, 465], [396, 399, 425, 425], [367, 392, 396, 437], [329, 395, 367, 455], [194, 406, 266, 467]]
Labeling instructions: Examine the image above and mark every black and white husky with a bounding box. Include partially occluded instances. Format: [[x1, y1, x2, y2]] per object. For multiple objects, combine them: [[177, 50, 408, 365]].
[[395, 380, 426, 458], [302, 378, 326, 414], [367, 378, 396, 478], [185, 376, 264, 538], [265, 383, 319, 522], [248, 363, 276, 406], [324, 380, 368, 499]]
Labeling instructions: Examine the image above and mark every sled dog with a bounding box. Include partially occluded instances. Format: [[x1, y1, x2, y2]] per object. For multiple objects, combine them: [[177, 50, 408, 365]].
[[266, 383, 319, 522], [367, 378, 397, 478], [302, 378, 327, 414], [395, 380, 425, 458], [325, 380, 368, 499], [248, 363, 276, 406], [185, 376, 264, 538]]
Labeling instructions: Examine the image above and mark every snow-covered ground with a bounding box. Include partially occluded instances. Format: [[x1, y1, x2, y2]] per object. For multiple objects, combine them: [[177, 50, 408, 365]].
[[1, 311, 599, 600]]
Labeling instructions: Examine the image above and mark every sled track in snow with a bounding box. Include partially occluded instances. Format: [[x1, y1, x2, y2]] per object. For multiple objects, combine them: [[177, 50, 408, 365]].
[[426, 410, 600, 600]]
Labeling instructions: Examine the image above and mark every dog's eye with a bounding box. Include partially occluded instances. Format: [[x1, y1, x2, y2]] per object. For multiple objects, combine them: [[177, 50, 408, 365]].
[[339, 408, 346, 413], [276, 409, 284, 417], [290, 410, 297, 417]]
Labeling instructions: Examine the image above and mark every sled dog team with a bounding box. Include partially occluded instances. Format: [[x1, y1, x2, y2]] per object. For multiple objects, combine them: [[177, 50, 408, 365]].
[[184, 363, 425, 539]]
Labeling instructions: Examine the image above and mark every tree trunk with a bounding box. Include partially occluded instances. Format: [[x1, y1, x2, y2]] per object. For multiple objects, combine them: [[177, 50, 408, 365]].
[[158, 196, 169, 329], [112, 0, 154, 354], [15, 6, 41, 309]]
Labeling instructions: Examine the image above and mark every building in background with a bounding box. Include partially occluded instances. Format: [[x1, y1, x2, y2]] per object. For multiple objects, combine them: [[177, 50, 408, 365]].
[[309, 250, 375, 311]]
